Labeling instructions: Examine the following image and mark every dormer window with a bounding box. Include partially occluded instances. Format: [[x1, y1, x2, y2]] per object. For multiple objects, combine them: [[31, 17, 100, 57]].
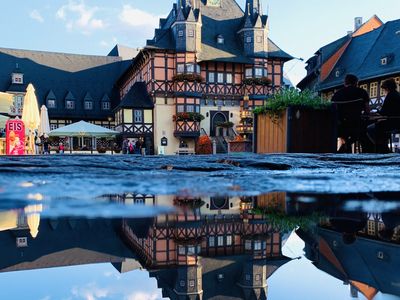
[[12, 74, 23, 84], [47, 99, 56, 108], [217, 34, 224, 45], [66, 100, 75, 109], [102, 102, 110, 110], [381, 57, 387, 65], [84, 101, 93, 110]]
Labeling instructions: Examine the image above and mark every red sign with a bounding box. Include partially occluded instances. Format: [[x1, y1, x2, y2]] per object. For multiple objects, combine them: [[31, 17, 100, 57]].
[[6, 120, 25, 155]]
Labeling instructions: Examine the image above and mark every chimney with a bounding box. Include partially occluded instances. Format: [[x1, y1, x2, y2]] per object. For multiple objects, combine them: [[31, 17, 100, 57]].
[[354, 17, 363, 31]]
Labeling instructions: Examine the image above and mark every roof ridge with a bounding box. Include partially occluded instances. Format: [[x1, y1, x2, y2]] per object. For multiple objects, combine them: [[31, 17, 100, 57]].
[[0, 46, 119, 60]]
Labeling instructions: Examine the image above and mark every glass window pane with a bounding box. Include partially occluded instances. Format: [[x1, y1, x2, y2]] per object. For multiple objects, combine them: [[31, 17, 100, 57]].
[[245, 68, 252, 78], [208, 73, 215, 83], [177, 64, 185, 74], [186, 64, 194, 73], [186, 105, 194, 113], [226, 73, 233, 84], [217, 73, 224, 83]]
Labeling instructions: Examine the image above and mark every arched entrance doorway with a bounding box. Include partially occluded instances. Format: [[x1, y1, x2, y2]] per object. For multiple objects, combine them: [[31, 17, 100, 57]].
[[210, 111, 229, 137]]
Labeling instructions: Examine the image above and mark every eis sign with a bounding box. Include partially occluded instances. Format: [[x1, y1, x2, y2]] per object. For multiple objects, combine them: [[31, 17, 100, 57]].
[[6, 120, 25, 155]]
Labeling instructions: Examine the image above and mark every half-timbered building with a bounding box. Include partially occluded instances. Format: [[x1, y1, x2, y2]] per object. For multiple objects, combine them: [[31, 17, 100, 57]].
[[117, 0, 293, 155], [298, 16, 400, 111]]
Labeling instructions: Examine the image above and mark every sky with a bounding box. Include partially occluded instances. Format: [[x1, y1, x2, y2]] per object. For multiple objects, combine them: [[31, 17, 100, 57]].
[[0, 0, 399, 85]]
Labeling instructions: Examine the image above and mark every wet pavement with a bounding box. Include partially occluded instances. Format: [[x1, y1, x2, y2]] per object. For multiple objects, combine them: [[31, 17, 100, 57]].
[[0, 154, 400, 299]]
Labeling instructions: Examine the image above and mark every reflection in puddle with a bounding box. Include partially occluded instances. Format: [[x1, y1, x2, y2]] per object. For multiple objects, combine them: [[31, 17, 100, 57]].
[[0, 192, 399, 299]]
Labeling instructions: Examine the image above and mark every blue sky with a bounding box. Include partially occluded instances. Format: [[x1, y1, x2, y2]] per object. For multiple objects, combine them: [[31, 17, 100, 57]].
[[1, 0, 399, 84]]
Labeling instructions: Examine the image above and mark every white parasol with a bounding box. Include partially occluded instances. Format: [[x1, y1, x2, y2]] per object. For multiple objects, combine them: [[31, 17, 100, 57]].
[[21, 84, 41, 154]]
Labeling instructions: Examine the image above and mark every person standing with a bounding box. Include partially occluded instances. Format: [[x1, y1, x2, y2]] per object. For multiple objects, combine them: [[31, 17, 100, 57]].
[[367, 78, 400, 153], [122, 138, 129, 154], [331, 74, 370, 153]]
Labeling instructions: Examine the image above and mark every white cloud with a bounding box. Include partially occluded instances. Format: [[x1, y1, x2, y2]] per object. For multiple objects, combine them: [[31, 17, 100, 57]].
[[71, 283, 109, 300], [124, 292, 160, 300], [30, 9, 44, 23], [119, 5, 160, 28], [56, 0, 106, 35]]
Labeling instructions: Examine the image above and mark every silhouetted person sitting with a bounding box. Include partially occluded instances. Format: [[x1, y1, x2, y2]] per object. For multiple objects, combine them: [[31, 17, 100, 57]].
[[367, 78, 400, 153], [332, 74, 370, 153], [329, 211, 368, 245]]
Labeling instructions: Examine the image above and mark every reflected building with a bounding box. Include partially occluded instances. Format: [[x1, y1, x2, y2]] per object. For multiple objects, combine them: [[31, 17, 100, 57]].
[[0, 193, 295, 299], [120, 194, 292, 299], [298, 213, 400, 300]]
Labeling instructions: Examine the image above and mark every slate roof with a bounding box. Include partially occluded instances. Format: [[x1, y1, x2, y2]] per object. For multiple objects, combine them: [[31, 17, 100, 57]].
[[0, 47, 132, 120], [303, 227, 400, 298], [116, 82, 154, 111], [320, 19, 400, 90], [146, 0, 293, 63], [108, 44, 141, 61]]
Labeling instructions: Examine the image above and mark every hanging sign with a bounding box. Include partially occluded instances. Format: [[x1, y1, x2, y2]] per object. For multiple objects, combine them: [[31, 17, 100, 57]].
[[6, 120, 25, 155]]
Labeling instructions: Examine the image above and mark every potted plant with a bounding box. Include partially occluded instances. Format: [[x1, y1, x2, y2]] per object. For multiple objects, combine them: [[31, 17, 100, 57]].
[[97, 147, 107, 154], [243, 77, 272, 86], [253, 88, 336, 153], [172, 73, 203, 83]]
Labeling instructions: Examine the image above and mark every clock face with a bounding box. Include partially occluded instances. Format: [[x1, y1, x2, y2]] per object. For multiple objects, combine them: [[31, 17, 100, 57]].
[[207, 0, 221, 7]]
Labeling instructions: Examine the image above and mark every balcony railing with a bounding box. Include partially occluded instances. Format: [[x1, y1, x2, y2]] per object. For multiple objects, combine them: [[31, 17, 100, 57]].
[[150, 80, 281, 98], [174, 121, 200, 138]]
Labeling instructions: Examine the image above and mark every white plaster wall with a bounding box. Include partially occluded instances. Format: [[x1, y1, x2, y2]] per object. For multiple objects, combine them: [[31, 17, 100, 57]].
[[200, 197, 242, 215], [154, 97, 179, 155]]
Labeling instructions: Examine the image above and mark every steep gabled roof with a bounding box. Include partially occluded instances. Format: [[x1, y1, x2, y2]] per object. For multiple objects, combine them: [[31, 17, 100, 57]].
[[116, 82, 154, 110], [0, 47, 131, 119], [321, 20, 400, 90]]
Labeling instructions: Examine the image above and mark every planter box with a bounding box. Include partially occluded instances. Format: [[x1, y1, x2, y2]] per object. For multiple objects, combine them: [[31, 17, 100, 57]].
[[255, 107, 336, 153]]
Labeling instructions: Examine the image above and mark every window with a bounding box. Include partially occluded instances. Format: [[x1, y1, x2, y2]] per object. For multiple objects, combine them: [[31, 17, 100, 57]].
[[196, 64, 201, 74], [245, 274, 251, 281], [226, 235, 232, 246], [189, 280, 195, 287], [186, 64, 195, 73], [188, 246, 195, 254], [178, 246, 186, 255], [359, 84, 367, 91], [177, 105, 185, 113], [180, 280, 185, 287], [217, 236, 224, 246], [177, 64, 185, 74], [188, 30, 194, 37], [217, 73, 224, 83], [84, 101, 93, 110], [66, 100, 75, 109], [50, 124, 58, 131], [255, 68, 264, 78], [226, 73, 233, 84], [370, 82, 378, 98], [256, 36, 262, 43], [186, 105, 194, 113], [245, 68, 252, 78], [178, 30, 184, 37], [102, 102, 110, 110], [208, 72, 215, 83], [134, 110, 143, 123], [217, 35, 224, 44], [209, 236, 215, 247], [245, 240, 252, 250], [335, 70, 340, 78], [254, 241, 262, 250], [246, 36, 252, 43], [255, 274, 261, 281], [381, 57, 387, 65], [47, 99, 56, 108]]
